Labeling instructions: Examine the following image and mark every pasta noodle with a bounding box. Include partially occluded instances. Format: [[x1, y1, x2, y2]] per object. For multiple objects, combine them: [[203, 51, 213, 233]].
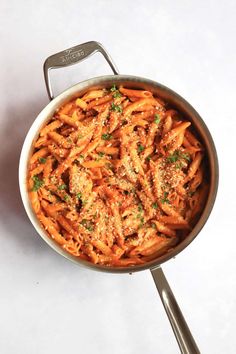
[[27, 84, 208, 267]]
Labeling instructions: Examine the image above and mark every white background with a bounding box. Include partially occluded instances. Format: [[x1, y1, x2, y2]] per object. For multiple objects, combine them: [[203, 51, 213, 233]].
[[0, 1, 235, 353]]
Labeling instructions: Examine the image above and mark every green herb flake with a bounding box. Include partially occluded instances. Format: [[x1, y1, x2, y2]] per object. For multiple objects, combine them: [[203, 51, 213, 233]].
[[146, 156, 151, 162], [137, 144, 145, 153], [154, 113, 160, 124], [110, 84, 117, 92], [63, 195, 69, 201], [58, 184, 67, 190], [98, 152, 105, 157], [175, 162, 183, 170], [79, 154, 84, 159], [102, 133, 112, 140], [140, 217, 144, 226], [77, 192, 82, 200], [81, 219, 93, 232], [111, 102, 122, 113], [38, 157, 47, 164], [181, 152, 190, 161], [138, 203, 143, 212], [113, 91, 122, 98], [167, 150, 190, 164], [161, 192, 170, 204], [167, 153, 179, 163], [152, 202, 158, 209], [31, 175, 44, 192]]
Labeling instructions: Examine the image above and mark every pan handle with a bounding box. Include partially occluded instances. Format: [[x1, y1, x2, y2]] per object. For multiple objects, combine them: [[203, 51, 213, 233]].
[[43, 41, 119, 100], [150, 267, 200, 354]]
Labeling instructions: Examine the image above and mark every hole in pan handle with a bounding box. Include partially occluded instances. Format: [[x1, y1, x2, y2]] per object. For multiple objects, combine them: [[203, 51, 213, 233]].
[[151, 267, 200, 354], [43, 41, 119, 100]]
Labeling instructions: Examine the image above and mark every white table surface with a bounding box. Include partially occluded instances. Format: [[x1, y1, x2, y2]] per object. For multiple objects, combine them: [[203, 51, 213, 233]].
[[0, 1, 235, 353]]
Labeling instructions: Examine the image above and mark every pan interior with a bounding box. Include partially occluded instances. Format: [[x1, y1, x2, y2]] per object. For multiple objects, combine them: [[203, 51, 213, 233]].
[[19, 75, 219, 273]]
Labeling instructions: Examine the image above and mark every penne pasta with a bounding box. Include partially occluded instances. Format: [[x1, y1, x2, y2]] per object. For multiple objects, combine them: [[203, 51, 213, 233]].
[[30, 147, 48, 165], [119, 87, 153, 98], [82, 89, 106, 101], [40, 120, 63, 137], [75, 98, 87, 110], [123, 98, 160, 116], [28, 84, 207, 267]]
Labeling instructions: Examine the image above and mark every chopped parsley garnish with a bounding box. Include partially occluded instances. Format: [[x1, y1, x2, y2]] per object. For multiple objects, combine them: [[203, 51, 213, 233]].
[[58, 184, 67, 190], [110, 84, 117, 92], [111, 102, 122, 113], [113, 91, 122, 98], [138, 203, 143, 212], [137, 215, 145, 227], [38, 157, 47, 164], [110, 84, 122, 98], [98, 152, 105, 157], [154, 113, 160, 124], [161, 192, 170, 204], [167, 150, 190, 163], [146, 156, 151, 162], [180, 152, 190, 161], [31, 175, 44, 192], [152, 202, 158, 209], [167, 153, 178, 163], [137, 144, 145, 153], [137, 204, 144, 225], [175, 162, 183, 170], [81, 219, 93, 232], [77, 192, 82, 200], [63, 195, 69, 201], [102, 133, 112, 140], [79, 154, 84, 159]]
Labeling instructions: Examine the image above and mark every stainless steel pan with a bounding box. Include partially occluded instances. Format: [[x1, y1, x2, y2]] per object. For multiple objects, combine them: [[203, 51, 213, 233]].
[[19, 41, 219, 354]]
